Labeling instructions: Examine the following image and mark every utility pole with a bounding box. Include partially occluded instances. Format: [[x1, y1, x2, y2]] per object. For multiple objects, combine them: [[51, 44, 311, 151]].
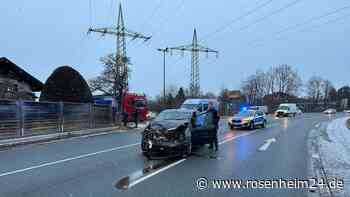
[[88, 2, 151, 113], [168, 29, 219, 97], [157, 48, 169, 104]]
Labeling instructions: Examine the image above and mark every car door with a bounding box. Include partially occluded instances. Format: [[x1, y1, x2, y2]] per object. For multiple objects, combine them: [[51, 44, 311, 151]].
[[254, 111, 264, 125], [190, 113, 214, 145]]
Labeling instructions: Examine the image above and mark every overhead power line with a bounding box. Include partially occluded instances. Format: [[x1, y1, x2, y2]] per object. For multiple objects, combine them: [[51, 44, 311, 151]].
[[246, 3, 350, 47], [238, 0, 302, 31], [205, 0, 302, 42], [201, 0, 275, 41], [251, 12, 350, 48]]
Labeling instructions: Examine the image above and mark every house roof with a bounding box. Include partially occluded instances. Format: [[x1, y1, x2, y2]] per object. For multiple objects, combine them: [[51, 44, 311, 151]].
[[0, 57, 44, 91]]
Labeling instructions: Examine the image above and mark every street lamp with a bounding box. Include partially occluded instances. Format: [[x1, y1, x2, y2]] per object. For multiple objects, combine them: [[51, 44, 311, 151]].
[[157, 48, 169, 104]]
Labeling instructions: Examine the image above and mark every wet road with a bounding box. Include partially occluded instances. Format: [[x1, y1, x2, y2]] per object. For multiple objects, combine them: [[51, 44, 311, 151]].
[[0, 113, 344, 197]]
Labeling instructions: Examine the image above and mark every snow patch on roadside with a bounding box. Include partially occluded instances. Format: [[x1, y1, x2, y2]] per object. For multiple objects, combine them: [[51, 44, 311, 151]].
[[318, 117, 350, 196]]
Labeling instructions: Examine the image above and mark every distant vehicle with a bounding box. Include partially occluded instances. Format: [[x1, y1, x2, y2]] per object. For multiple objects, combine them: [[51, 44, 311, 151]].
[[275, 103, 298, 117], [181, 99, 219, 112], [141, 108, 216, 159], [323, 108, 337, 114], [250, 106, 269, 114], [297, 108, 303, 115], [123, 93, 149, 122], [344, 109, 350, 114], [228, 110, 266, 130]]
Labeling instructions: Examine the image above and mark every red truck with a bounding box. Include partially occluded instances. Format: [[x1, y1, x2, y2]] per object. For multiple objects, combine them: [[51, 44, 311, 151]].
[[122, 93, 148, 122]]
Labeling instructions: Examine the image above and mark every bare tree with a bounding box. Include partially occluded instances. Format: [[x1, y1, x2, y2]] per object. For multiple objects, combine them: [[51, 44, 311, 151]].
[[306, 76, 324, 104], [89, 53, 131, 97], [273, 64, 302, 97]]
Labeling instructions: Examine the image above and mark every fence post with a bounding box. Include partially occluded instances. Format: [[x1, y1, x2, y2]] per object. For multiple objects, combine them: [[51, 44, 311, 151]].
[[59, 101, 64, 132], [110, 105, 114, 126], [89, 103, 93, 129], [16, 100, 24, 137]]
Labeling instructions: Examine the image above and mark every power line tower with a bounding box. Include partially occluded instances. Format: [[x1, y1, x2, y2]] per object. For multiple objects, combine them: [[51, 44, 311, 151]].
[[88, 2, 151, 112], [168, 29, 218, 97]]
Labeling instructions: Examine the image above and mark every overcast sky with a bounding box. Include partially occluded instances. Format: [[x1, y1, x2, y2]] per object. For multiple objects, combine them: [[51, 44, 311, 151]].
[[1, 0, 349, 98]]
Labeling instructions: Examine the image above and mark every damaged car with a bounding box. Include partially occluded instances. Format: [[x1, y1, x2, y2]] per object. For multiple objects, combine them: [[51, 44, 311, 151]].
[[141, 109, 193, 159]]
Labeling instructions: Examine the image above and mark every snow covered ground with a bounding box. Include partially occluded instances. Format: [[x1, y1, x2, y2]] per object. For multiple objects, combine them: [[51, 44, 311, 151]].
[[317, 117, 350, 196]]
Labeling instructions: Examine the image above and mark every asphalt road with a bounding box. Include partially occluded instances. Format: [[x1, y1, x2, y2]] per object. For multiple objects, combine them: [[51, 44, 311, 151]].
[[0, 113, 345, 197]]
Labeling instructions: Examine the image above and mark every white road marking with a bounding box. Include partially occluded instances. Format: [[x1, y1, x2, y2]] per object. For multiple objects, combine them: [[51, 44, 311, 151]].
[[128, 159, 186, 188], [315, 123, 320, 128], [219, 130, 260, 145], [128, 130, 260, 188], [0, 143, 140, 178], [258, 138, 276, 151], [0, 129, 260, 183]]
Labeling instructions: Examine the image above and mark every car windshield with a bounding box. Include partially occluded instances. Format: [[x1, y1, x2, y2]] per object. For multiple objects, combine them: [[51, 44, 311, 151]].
[[278, 106, 289, 110], [156, 111, 192, 121], [237, 110, 255, 117], [181, 104, 201, 111]]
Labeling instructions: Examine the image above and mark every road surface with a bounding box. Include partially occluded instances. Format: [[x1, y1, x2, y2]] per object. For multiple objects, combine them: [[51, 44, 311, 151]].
[[0, 113, 344, 197]]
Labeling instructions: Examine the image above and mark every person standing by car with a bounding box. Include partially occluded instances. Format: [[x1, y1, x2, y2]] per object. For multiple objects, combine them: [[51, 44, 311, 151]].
[[206, 101, 220, 151], [133, 108, 139, 128]]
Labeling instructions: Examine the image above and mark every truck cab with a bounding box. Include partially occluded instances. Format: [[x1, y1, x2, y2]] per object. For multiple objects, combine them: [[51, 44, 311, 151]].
[[123, 93, 148, 122]]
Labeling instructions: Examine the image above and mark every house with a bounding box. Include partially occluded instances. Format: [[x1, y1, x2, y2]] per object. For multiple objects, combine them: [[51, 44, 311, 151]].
[[0, 57, 44, 100]]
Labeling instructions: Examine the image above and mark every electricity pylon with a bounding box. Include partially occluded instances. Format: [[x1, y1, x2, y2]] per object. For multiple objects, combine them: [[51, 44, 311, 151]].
[[88, 2, 151, 112], [168, 29, 218, 97]]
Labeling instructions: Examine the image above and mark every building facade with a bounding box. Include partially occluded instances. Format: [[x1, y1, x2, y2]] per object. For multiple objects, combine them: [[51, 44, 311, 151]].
[[0, 57, 44, 100]]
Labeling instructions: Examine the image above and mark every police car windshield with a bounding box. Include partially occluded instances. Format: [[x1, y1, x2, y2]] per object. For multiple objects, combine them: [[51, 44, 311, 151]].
[[237, 110, 255, 117], [156, 111, 192, 121]]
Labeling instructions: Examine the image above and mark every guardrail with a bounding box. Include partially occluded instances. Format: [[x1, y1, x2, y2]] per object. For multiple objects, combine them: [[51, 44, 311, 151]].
[[0, 99, 114, 140]]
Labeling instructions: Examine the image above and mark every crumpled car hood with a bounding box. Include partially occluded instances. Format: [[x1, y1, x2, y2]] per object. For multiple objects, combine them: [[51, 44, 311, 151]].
[[149, 120, 187, 131]]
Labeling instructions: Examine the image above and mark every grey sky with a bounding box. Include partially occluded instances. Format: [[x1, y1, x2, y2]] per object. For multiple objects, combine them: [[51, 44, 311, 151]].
[[1, 0, 349, 97]]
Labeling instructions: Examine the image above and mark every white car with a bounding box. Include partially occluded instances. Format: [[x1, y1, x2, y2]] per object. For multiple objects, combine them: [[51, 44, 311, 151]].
[[344, 110, 350, 114], [323, 109, 337, 114], [275, 103, 298, 117]]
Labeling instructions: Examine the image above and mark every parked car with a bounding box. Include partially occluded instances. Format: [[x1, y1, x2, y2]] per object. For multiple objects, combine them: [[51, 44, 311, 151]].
[[323, 108, 337, 114], [275, 103, 298, 117], [141, 109, 215, 159], [228, 110, 266, 130]]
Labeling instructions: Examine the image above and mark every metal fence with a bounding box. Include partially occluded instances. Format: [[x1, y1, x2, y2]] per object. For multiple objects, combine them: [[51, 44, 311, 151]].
[[0, 99, 113, 140]]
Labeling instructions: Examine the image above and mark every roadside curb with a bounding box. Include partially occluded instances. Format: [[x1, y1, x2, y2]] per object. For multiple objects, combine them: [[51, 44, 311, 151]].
[[0, 125, 144, 149]]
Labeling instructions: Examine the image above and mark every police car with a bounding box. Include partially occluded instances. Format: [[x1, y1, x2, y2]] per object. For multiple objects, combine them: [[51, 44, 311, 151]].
[[228, 110, 266, 130]]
